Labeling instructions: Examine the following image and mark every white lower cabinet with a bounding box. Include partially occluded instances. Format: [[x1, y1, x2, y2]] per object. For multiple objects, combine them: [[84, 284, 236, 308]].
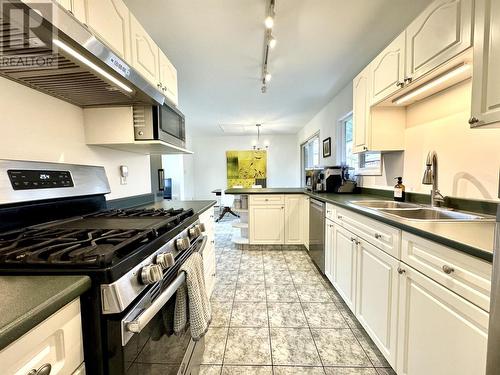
[[249, 205, 285, 245], [356, 239, 399, 368], [331, 223, 358, 312], [396, 265, 489, 375], [200, 209, 216, 297], [324, 219, 335, 282], [284, 195, 303, 245], [0, 299, 84, 375], [303, 196, 310, 250]]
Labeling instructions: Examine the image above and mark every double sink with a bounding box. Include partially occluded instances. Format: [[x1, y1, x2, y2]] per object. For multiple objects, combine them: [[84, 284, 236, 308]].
[[350, 200, 494, 222]]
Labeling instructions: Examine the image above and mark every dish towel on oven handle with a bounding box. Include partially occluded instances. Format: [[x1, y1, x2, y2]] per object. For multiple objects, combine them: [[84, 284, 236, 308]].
[[174, 252, 212, 340]]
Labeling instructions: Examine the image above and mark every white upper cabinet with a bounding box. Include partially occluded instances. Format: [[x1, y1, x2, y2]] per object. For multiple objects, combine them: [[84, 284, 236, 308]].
[[130, 13, 160, 88], [370, 32, 406, 105], [79, 0, 131, 61], [159, 50, 179, 106], [471, 0, 500, 128], [352, 65, 370, 153], [396, 264, 488, 375], [405, 0, 473, 82]]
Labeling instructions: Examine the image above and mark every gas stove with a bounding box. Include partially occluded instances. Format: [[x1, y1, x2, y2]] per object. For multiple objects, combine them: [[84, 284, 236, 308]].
[[0, 160, 209, 375]]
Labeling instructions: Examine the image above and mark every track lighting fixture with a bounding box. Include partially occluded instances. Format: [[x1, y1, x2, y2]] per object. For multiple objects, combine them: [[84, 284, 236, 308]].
[[261, 0, 276, 93], [269, 36, 277, 49], [264, 16, 274, 29]]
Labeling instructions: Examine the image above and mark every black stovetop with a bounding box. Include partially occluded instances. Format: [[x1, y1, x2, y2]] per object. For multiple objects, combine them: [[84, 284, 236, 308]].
[[0, 207, 195, 270]]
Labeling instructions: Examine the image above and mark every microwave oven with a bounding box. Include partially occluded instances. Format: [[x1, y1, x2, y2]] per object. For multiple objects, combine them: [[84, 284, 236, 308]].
[[133, 103, 186, 148]]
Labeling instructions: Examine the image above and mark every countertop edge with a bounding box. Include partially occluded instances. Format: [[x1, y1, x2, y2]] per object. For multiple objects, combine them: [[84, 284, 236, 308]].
[[0, 276, 91, 351], [225, 188, 493, 262]]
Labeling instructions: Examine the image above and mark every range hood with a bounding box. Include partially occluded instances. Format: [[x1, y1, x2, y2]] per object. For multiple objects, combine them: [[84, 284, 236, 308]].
[[0, 0, 165, 107]]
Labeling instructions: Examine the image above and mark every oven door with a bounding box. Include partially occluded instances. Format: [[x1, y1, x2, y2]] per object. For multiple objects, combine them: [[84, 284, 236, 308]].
[[107, 235, 207, 375]]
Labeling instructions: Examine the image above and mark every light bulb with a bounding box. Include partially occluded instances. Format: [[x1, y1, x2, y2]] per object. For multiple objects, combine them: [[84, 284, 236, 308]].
[[265, 73, 272, 82], [269, 36, 277, 49], [264, 16, 274, 29]]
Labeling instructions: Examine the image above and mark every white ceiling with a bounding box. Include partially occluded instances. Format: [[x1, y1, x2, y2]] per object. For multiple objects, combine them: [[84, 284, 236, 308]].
[[124, 0, 433, 135]]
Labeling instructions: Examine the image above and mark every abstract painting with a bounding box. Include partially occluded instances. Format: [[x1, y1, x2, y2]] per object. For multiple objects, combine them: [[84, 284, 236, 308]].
[[226, 150, 267, 188]]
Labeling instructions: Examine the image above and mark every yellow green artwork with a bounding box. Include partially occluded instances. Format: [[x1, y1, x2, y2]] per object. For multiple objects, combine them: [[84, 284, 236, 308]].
[[226, 150, 267, 188]]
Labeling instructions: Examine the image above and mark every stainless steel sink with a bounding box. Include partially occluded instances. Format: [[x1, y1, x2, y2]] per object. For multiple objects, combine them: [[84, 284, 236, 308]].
[[350, 200, 421, 209], [378, 208, 494, 222], [349, 200, 494, 222]]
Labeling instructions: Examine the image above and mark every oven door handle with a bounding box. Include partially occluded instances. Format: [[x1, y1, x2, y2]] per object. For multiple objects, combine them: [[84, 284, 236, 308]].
[[124, 235, 208, 335]]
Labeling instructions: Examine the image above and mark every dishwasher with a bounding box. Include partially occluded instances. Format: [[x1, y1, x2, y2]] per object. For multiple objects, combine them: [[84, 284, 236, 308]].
[[309, 198, 325, 273]]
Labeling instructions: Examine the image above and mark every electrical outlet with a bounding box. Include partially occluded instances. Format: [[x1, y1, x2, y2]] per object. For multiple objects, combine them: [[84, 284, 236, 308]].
[[120, 165, 129, 185]]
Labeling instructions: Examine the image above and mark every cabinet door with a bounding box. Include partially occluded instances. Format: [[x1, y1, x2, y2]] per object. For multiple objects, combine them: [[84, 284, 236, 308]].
[[352, 65, 371, 153], [471, 0, 500, 128], [284, 195, 303, 245], [356, 240, 399, 368], [370, 32, 405, 105], [324, 220, 335, 283], [249, 205, 284, 244], [396, 265, 488, 375], [159, 51, 179, 106], [303, 196, 310, 250], [81, 0, 131, 61], [406, 0, 473, 82], [332, 224, 357, 312], [130, 13, 160, 87]]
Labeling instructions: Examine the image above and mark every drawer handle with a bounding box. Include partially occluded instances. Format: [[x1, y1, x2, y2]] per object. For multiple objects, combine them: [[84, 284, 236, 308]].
[[374, 233, 382, 239], [397, 267, 406, 275], [442, 265, 455, 274], [28, 364, 52, 375], [337, 215, 342, 219]]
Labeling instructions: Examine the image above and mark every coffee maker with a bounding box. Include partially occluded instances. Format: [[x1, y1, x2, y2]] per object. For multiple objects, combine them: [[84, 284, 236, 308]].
[[305, 168, 325, 192], [324, 166, 357, 193]]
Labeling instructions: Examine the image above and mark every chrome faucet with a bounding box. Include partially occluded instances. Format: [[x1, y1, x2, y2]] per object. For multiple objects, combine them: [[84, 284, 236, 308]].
[[422, 151, 445, 207]]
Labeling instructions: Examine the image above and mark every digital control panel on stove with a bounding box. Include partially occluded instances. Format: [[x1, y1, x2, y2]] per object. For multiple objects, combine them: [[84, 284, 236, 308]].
[[7, 169, 74, 190]]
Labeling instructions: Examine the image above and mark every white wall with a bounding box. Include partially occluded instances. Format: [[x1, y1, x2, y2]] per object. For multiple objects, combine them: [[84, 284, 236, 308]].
[[190, 134, 300, 200], [0, 77, 151, 200], [297, 82, 353, 168], [162, 154, 184, 200], [363, 80, 500, 201]]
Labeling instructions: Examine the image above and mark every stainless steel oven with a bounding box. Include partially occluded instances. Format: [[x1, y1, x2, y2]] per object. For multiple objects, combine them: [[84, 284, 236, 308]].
[[106, 235, 207, 375], [133, 103, 186, 148]]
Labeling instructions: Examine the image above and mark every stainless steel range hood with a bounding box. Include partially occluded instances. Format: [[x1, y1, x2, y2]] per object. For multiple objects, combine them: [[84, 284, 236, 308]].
[[0, 0, 165, 107]]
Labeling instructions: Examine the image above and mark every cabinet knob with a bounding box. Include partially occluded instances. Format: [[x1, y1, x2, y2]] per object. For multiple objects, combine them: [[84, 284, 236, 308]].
[[442, 265, 455, 274], [337, 215, 342, 219], [374, 233, 382, 239], [468, 116, 480, 125], [28, 364, 52, 375], [363, 146, 368, 151], [396, 81, 404, 88], [397, 267, 406, 275], [404, 77, 413, 84]]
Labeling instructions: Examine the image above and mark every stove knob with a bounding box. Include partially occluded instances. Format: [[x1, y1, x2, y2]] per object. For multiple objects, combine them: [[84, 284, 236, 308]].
[[140, 264, 163, 285], [157, 252, 175, 269], [189, 226, 201, 238], [198, 223, 206, 233], [176, 237, 191, 251]]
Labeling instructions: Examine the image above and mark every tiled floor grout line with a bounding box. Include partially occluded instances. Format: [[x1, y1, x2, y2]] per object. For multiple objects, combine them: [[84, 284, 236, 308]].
[[284, 255, 327, 374], [218, 248, 241, 373]]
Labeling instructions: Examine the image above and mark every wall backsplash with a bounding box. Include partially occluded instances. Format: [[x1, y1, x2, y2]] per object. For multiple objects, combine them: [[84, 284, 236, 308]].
[[0, 78, 151, 200], [361, 80, 500, 202]]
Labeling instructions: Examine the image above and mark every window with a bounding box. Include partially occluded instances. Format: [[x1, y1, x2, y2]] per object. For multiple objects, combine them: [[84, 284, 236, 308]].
[[301, 134, 320, 184], [340, 113, 382, 176]]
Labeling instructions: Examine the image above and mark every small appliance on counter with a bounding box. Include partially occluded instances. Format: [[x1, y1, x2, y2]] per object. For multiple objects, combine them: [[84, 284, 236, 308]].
[[305, 168, 325, 192], [324, 166, 358, 193]]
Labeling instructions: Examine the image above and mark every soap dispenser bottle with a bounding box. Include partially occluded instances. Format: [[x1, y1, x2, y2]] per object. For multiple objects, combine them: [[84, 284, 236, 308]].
[[394, 177, 405, 202]]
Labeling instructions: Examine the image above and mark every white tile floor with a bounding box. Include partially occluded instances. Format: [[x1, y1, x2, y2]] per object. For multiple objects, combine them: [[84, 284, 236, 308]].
[[200, 216, 396, 375]]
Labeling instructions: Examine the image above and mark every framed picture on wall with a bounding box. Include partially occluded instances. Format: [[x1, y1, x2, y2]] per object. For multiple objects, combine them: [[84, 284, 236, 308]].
[[323, 137, 331, 158]]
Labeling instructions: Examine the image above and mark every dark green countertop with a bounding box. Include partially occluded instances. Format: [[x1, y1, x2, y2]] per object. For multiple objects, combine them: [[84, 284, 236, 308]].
[[136, 200, 216, 215], [0, 275, 91, 350], [225, 188, 496, 262]]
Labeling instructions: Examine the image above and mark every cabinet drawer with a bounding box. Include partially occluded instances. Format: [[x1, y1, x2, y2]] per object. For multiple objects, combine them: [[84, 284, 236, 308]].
[[0, 299, 84, 375], [402, 232, 492, 311], [325, 203, 336, 221], [335, 207, 401, 258], [249, 195, 284, 205]]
